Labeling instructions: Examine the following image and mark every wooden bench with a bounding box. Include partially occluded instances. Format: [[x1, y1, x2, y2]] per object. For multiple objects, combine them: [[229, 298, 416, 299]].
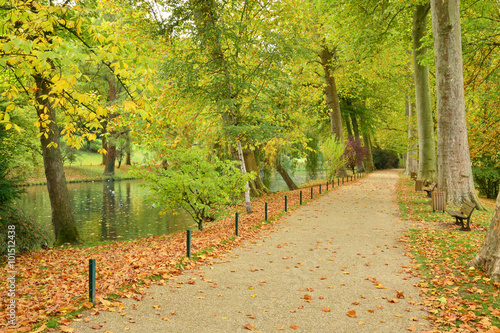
[[446, 201, 476, 231], [422, 182, 437, 198]]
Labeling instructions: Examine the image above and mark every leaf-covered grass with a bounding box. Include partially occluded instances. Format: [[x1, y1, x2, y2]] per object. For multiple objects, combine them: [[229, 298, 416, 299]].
[[397, 174, 499, 332], [0, 173, 367, 332]]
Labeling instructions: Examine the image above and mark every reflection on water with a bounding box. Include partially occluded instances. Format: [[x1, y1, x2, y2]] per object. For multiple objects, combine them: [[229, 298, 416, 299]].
[[13, 180, 193, 244], [14, 170, 324, 245], [262, 169, 327, 192]]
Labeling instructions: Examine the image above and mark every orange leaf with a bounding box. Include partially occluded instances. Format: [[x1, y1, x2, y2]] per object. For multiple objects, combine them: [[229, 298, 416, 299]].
[[290, 324, 298, 330], [347, 310, 357, 318], [82, 302, 94, 309], [322, 307, 331, 312], [407, 325, 417, 331], [243, 324, 255, 331]]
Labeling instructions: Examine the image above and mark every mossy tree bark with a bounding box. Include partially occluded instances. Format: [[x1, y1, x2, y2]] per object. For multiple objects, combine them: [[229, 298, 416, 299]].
[[405, 95, 418, 176], [430, 0, 484, 209], [413, 3, 437, 182]]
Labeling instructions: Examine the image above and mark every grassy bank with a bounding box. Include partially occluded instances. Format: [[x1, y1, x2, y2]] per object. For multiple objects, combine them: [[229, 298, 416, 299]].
[[397, 174, 499, 332]]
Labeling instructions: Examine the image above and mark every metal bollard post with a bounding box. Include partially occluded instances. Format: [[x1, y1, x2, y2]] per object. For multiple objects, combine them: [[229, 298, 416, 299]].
[[285, 196, 288, 212], [311, 187, 313, 199], [89, 259, 96, 304], [300, 191, 302, 205], [235, 213, 239, 236], [265, 202, 268, 221], [319, 184, 322, 194], [186, 230, 191, 259]]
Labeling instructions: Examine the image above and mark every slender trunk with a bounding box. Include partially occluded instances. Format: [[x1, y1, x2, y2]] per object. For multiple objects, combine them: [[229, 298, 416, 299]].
[[362, 132, 375, 172], [104, 77, 117, 176], [237, 141, 252, 213], [319, 44, 347, 177], [430, 0, 484, 209], [125, 133, 131, 165], [405, 95, 418, 175], [35, 75, 81, 245], [101, 128, 108, 166], [276, 159, 298, 190], [351, 113, 360, 140], [468, 189, 500, 280], [344, 113, 353, 139], [413, 3, 437, 182]]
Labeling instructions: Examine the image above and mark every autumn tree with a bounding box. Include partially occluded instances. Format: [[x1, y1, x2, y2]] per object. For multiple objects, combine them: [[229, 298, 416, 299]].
[[430, 0, 483, 208], [0, 0, 149, 244]]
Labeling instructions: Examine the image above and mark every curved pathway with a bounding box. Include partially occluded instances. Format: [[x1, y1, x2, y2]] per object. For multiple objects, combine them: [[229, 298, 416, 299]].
[[69, 169, 429, 332]]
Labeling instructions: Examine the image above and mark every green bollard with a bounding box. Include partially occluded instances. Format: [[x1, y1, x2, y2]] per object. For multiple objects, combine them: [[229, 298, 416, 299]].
[[285, 196, 288, 212], [311, 187, 313, 199], [235, 213, 239, 236], [186, 230, 191, 259], [265, 202, 268, 221], [300, 191, 302, 205], [89, 259, 96, 305], [319, 184, 322, 194]]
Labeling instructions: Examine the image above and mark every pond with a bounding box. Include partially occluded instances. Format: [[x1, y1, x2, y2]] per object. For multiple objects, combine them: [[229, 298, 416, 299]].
[[15, 169, 325, 245], [13, 180, 193, 244]]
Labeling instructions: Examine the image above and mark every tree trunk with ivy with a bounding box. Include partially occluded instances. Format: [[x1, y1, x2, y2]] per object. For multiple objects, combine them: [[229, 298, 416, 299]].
[[468, 190, 500, 279]]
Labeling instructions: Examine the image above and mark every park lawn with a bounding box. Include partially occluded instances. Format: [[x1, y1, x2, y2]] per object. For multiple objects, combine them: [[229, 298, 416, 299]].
[[2, 173, 357, 332], [397, 174, 500, 332]]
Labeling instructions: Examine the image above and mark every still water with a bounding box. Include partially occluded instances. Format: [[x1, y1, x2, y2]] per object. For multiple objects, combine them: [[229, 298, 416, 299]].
[[15, 170, 325, 245], [13, 180, 193, 244]]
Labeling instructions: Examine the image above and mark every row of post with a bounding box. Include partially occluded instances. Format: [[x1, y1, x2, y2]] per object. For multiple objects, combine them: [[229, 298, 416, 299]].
[[87, 172, 365, 304]]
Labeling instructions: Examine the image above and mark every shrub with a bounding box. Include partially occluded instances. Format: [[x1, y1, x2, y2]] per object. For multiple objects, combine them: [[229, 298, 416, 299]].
[[473, 166, 500, 199], [322, 137, 347, 181], [372, 147, 400, 170], [0, 207, 50, 256]]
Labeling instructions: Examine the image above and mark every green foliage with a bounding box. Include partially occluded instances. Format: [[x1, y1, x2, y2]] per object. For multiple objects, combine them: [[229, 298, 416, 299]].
[[473, 166, 500, 199], [321, 137, 346, 182], [136, 146, 254, 230], [372, 147, 400, 170], [305, 135, 322, 181]]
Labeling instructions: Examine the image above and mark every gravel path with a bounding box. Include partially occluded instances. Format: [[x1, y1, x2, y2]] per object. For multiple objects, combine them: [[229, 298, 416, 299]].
[[69, 169, 430, 333]]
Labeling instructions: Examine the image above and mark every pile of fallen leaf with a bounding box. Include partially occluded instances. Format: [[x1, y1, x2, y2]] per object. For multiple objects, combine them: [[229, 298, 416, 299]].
[[397, 175, 500, 332], [0, 176, 363, 332]]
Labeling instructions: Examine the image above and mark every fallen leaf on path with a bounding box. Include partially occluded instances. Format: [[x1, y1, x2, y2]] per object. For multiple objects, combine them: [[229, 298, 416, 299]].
[[347, 310, 357, 318], [60, 326, 74, 332], [358, 321, 365, 325], [322, 307, 331, 312], [290, 324, 298, 330], [407, 325, 417, 331], [243, 324, 255, 331]]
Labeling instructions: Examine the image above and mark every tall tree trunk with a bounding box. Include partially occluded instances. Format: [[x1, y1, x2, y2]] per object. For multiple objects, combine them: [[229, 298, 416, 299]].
[[351, 113, 360, 140], [413, 3, 437, 182], [237, 141, 252, 213], [362, 132, 375, 172], [405, 95, 418, 175], [35, 75, 81, 245], [104, 77, 117, 176], [101, 127, 108, 166], [344, 113, 353, 139], [430, 0, 484, 209], [194, 0, 252, 213], [319, 44, 347, 177], [468, 189, 500, 279], [125, 133, 131, 165], [276, 159, 298, 191], [243, 149, 269, 196]]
